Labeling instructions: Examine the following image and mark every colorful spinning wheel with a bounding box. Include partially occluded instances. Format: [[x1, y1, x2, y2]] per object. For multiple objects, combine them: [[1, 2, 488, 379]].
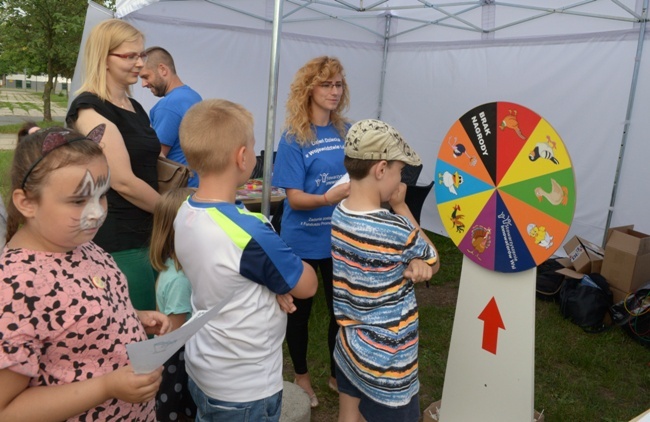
[[435, 102, 576, 272]]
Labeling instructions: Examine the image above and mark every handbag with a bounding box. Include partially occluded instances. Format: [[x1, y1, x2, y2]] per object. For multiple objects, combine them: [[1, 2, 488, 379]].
[[157, 156, 191, 194]]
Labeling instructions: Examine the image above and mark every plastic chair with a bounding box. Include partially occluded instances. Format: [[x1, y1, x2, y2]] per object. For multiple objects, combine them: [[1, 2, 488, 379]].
[[401, 164, 423, 186], [252, 150, 276, 179], [404, 181, 434, 225], [251, 155, 264, 179], [270, 200, 284, 234], [260, 149, 277, 164]]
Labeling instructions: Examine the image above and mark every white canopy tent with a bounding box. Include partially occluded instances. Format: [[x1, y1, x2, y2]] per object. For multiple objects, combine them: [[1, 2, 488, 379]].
[[75, 0, 650, 248]]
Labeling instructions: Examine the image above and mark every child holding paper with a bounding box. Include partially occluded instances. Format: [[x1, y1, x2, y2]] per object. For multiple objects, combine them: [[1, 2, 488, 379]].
[[0, 125, 169, 421]]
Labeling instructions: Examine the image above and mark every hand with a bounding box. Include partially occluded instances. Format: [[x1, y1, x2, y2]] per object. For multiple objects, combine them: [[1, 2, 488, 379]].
[[104, 365, 163, 403], [388, 182, 408, 210], [404, 259, 434, 284], [327, 182, 350, 204], [137, 310, 172, 336], [276, 293, 297, 313]]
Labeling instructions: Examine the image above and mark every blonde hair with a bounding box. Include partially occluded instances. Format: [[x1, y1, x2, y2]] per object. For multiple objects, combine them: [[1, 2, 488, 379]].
[[149, 187, 195, 272], [284, 56, 350, 146], [76, 19, 144, 101], [180, 99, 254, 175]]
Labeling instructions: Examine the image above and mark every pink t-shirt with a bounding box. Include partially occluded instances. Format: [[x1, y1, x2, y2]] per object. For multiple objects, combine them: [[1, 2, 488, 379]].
[[0, 242, 154, 421]]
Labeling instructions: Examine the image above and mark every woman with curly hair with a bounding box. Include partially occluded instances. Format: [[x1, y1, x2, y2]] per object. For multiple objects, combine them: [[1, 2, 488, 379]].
[[272, 56, 351, 407]]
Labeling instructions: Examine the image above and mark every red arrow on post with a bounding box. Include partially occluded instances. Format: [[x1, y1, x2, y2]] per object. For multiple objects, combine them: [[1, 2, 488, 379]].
[[478, 297, 505, 355]]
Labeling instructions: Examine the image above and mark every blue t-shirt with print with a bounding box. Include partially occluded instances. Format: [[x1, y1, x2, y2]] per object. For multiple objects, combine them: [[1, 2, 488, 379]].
[[150, 85, 202, 187], [272, 123, 348, 259]]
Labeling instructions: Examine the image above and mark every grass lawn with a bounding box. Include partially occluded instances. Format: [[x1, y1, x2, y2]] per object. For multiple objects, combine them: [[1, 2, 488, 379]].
[[0, 143, 648, 421], [295, 232, 649, 422], [0, 150, 13, 201], [0, 120, 64, 134]]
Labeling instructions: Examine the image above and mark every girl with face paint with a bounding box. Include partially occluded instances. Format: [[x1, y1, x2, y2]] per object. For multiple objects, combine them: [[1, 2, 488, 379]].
[[0, 125, 171, 422]]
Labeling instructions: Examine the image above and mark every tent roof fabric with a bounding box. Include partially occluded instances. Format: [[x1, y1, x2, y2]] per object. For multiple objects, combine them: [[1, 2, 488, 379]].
[[117, 0, 646, 43]]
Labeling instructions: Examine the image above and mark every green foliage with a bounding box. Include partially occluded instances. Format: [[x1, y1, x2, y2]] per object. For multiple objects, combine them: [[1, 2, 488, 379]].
[[1, 0, 87, 75], [0, 0, 88, 120]]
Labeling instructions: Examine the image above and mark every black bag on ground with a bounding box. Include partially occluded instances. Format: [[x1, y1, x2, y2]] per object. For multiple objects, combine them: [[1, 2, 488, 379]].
[[536, 258, 565, 302], [559, 273, 613, 333]]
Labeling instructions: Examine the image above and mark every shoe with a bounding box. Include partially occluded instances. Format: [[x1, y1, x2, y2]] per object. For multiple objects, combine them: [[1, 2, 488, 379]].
[[294, 378, 319, 408], [308, 392, 319, 408], [328, 377, 338, 393]]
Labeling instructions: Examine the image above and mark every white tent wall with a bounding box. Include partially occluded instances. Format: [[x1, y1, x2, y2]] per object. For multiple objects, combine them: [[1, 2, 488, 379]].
[[123, 3, 386, 145], [610, 35, 650, 233], [75, 0, 649, 249], [380, 31, 644, 244]]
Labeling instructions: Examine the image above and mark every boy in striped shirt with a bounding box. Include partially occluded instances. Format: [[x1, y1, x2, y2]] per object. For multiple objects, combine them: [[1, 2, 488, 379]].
[[332, 119, 439, 422]]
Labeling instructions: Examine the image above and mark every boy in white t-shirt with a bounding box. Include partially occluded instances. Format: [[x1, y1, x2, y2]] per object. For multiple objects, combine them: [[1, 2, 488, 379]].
[[174, 99, 317, 422]]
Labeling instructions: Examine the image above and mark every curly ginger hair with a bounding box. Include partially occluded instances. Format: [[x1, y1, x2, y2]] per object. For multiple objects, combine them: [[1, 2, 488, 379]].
[[284, 56, 350, 146]]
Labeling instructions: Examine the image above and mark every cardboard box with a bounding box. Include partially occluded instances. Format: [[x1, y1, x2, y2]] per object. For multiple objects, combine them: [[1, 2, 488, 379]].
[[555, 257, 586, 280], [610, 285, 631, 305], [423, 400, 440, 422], [423, 400, 545, 421], [562, 236, 605, 274], [601, 225, 650, 293]]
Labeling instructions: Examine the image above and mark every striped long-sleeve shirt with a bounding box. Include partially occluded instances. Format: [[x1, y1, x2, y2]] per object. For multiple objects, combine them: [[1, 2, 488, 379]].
[[331, 203, 437, 407]]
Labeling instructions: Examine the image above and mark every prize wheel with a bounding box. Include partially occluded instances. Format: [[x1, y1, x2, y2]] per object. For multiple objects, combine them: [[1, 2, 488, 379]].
[[435, 102, 576, 272]]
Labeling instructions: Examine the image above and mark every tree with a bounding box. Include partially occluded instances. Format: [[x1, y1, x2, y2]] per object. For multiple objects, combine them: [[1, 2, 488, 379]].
[[0, 0, 89, 121]]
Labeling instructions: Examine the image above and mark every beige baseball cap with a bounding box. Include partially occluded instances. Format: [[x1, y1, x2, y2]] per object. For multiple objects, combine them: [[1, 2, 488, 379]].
[[345, 119, 421, 166]]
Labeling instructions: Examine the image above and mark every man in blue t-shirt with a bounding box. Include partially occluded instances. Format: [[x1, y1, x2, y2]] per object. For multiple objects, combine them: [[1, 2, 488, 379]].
[[140, 46, 202, 187]]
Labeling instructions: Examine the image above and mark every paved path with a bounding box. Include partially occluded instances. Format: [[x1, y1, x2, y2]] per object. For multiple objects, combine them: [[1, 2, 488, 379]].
[[0, 89, 67, 150], [0, 134, 17, 150], [0, 89, 67, 118]]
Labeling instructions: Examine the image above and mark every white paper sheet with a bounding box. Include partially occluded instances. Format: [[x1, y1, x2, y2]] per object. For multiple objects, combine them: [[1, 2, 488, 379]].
[[126, 290, 235, 374]]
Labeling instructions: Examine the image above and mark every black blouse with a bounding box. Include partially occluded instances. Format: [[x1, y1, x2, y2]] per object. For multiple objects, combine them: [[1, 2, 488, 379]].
[[66, 92, 160, 253]]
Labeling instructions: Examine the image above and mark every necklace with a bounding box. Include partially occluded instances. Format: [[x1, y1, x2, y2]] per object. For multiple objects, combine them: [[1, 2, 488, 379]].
[[193, 194, 227, 203], [112, 97, 130, 109]]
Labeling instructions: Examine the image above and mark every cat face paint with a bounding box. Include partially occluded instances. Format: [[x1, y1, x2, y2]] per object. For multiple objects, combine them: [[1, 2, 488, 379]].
[[73, 169, 111, 231], [27, 156, 110, 253]]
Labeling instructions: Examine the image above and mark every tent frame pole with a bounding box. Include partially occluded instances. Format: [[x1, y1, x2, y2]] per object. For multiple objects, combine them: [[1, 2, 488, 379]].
[[603, 0, 648, 246], [377, 14, 391, 119], [261, 0, 284, 217]]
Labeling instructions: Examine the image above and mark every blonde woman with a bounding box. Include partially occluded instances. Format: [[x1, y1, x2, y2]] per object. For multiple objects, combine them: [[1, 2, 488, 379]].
[[271, 56, 351, 407], [66, 19, 161, 311]]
